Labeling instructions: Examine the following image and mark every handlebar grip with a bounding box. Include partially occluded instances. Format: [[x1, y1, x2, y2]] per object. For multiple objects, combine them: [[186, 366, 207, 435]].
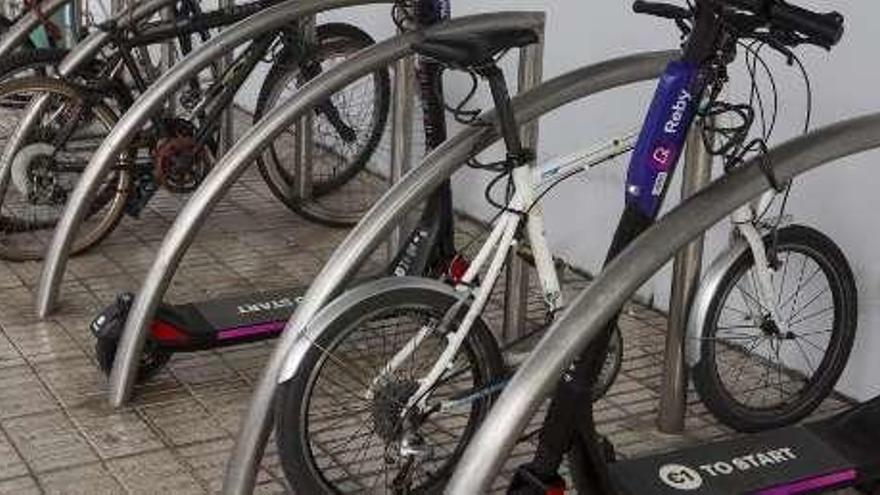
[[770, 2, 843, 48], [632, 0, 691, 20]]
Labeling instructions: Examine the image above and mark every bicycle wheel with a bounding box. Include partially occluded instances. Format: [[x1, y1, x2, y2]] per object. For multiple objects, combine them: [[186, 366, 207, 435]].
[[0, 76, 131, 260], [594, 324, 623, 400], [692, 224, 857, 432], [275, 278, 504, 494], [255, 22, 391, 227]]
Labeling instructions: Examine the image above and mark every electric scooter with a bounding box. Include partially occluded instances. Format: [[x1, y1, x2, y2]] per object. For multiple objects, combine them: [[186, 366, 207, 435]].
[[91, 288, 303, 382]]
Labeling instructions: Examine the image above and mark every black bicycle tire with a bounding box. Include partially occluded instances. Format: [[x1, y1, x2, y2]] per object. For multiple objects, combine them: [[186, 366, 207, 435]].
[[692, 224, 857, 432], [0, 76, 132, 261], [274, 281, 505, 494], [254, 22, 391, 226]]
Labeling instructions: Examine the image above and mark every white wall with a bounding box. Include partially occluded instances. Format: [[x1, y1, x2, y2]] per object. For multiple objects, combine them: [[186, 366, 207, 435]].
[[224, 1, 880, 399]]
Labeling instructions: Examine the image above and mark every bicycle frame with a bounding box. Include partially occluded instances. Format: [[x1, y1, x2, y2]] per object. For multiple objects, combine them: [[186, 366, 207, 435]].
[[375, 132, 638, 410]]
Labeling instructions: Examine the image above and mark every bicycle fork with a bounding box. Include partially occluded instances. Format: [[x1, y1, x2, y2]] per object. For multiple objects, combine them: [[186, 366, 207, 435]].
[[731, 193, 788, 333]]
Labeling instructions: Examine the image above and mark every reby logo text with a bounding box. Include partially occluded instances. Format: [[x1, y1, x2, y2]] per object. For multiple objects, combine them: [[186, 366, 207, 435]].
[[664, 88, 692, 135]]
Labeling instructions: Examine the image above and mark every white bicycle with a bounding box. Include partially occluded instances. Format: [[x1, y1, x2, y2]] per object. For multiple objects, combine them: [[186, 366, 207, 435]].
[[273, 39, 856, 493]]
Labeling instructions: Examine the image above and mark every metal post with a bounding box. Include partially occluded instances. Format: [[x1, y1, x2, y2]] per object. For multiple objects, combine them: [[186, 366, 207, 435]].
[[447, 113, 880, 494], [293, 16, 316, 201], [388, 55, 414, 257], [68, 0, 83, 45], [657, 120, 714, 433], [503, 39, 544, 342], [219, 0, 237, 154]]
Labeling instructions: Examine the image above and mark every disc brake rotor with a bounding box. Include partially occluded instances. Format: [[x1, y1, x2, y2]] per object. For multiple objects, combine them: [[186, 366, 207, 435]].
[[10, 142, 59, 203]]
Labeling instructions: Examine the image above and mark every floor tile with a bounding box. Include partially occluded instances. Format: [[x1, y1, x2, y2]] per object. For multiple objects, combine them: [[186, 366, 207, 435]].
[[4, 411, 98, 472]]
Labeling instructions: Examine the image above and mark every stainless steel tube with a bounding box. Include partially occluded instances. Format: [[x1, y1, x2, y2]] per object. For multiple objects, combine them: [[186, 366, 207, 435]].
[[503, 38, 544, 342], [446, 112, 880, 493], [657, 121, 714, 433], [36, 0, 394, 317], [0, 0, 69, 59], [219, 0, 237, 154], [293, 16, 316, 201], [222, 49, 674, 495], [388, 54, 415, 258]]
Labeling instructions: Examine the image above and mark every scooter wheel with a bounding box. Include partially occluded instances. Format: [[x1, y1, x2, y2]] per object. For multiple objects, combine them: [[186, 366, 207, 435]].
[[95, 335, 173, 384]]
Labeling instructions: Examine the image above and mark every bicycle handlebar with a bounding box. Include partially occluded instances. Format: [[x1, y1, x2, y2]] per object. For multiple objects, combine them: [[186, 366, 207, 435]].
[[722, 0, 843, 48], [633, 0, 844, 49], [632, 0, 691, 21]]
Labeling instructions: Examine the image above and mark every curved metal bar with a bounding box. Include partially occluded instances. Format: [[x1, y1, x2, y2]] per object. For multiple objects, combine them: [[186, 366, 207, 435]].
[[114, 11, 549, 407], [59, 0, 176, 75], [0, 0, 175, 210], [222, 50, 676, 494], [446, 112, 880, 493], [36, 0, 394, 317], [0, 0, 69, 59], [110, 10, 547, 405]]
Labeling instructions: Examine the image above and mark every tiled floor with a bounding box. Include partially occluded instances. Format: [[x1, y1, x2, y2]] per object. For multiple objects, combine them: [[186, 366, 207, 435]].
[[0, 120, 855, 493]]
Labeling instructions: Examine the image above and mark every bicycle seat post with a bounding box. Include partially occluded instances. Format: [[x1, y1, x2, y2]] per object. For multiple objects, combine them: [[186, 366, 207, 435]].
[[479, 64, 527, 163]]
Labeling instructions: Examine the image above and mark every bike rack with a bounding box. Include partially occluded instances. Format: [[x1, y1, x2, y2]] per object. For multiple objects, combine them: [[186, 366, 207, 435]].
[[0, 0, 69, 58], [446, 112, 880, 493], [658, 120, 714, 432], [108, 10, 548, 404], [219, 50, 676, 494], [35, 0, 394, 317]]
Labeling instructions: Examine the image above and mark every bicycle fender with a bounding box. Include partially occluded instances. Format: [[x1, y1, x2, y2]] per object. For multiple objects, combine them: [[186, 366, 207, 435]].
[[686, 237, 749, 367], [277, 276, 462, 384]]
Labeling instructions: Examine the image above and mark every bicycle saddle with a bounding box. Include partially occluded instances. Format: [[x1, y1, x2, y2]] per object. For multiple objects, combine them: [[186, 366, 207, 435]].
[[413, 28, 540, 68]]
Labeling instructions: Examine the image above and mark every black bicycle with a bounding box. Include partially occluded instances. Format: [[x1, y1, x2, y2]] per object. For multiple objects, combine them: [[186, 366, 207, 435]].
[[507, 1, 850, 493], [0, 0, 390, 260]]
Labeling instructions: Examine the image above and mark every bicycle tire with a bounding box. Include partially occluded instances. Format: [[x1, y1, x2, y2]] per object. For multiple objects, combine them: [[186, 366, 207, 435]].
[[0, 76, 131, 260], [692, 224, 857, 432], [594, 324, 623, 400], [255, 22, 391, 227], [275, 279, 504, 494]]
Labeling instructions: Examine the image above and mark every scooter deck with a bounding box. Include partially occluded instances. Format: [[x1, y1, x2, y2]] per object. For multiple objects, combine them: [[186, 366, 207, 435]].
[[153, 286, 304, 348], [609, 426, 855, 494], [609, 397, 880, 495]]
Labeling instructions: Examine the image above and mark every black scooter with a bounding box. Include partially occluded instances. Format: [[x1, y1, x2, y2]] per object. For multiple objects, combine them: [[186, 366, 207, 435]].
[[91, 288, 302, 382]]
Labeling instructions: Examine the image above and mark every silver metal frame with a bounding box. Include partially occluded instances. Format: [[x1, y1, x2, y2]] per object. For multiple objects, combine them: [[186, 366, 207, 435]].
[[0, 0, 69, 59], [502, 38, 544, 343], [35, 0, 394, 317], [446, 112, 880, 493], [222, 50, 676, 495], [657, 120, 713, 432]]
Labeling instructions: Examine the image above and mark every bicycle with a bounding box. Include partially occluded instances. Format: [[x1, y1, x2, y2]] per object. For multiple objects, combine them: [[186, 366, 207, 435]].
[[504, 1, 851, 493], [0, 0, 391, 260], [272, 0, 855, 492]]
